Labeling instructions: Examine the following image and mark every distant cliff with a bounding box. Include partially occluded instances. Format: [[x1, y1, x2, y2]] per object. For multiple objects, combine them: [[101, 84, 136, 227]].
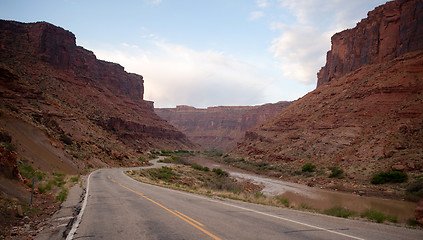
[[317, 0, 423, 87], [155, 102, 290, 151], [0, 20, 194, 170]]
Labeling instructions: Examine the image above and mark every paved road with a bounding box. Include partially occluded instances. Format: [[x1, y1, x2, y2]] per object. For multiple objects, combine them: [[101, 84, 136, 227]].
[[68, 161, 422, 240]]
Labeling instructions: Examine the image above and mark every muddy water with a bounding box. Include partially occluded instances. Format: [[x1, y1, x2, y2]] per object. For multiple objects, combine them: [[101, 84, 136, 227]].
[[193, 157, 416, 222]]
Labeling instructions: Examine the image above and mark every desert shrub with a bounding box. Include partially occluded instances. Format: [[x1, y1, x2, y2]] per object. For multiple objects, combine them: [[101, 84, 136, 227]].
[[302, 163, 316, 173], [408, 218, 419, 226], [203, 177, 238, 192], [3, 142, 16, 152], [71, 175, 79, 183], [59, 134, 73, 145], [274, 196, 290, 207], [328, 167, 344, 178], [150, 166, 178, 182], [18, 163, 36, 179], [212, 168, 228, 177], [55, 188, 68, 202], [371, 171, 408, 184], [191, 164, 210, 172], [361, 209, 386, 223], [324, 207, 355, 218], [53, 173, 66, 187], [253, 191, 266, 199], [38, 183, 52, 194], [405, 180, 423, 202]]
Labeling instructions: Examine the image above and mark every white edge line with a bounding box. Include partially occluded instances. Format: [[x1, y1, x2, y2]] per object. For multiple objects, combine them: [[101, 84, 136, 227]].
[[66, 170, 93, 240], [173, 188, 366, 240], [211, 199, 366, 240], [123, 160, 366, 240]]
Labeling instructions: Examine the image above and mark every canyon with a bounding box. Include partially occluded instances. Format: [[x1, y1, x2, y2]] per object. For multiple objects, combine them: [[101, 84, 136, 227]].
[[155, 101, 290, 151]]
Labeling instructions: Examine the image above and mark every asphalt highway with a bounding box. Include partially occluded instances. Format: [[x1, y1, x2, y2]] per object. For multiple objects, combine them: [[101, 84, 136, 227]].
[[68, 162, 423, 240]]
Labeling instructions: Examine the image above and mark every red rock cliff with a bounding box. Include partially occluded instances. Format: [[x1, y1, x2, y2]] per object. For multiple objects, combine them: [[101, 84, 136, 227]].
[[1, 20, 144, 100], [317, 0, 423, 87], [0, 20, 194, 168], [232, 0, 423, 190], [155, 102, 290, 152]]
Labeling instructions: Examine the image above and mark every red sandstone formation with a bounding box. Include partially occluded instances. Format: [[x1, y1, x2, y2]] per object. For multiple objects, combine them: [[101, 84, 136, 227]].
[[317, 0, 423, 87], [0, 20, 194, 169], [155, 102, 290, 151], [232, 0, 423, 188]]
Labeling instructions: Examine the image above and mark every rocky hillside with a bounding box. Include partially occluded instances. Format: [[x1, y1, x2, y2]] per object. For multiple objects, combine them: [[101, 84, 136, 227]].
[[232, 0, 423, 188], [155, 102, 290, 151], [0, 20, 194, 173]]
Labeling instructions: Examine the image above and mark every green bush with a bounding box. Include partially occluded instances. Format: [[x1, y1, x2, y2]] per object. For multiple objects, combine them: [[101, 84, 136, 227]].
[[274, 196, 290, 207], [3, 142, 16, 152], [324, 207, 355, 218], [71, 175, 79, 183], [191, 164, 210, 172], [151, 166, 178, 182], [212, 168, 228, 177], [56, 188, 68, 202], [253, 191, 266, 199], [302, 163, 316, 173], [328, 167, 344, 179], [38, 183, 52, 194], [361, 209, 386, 223], [18, 164, 36, 179], [371, 171, 408, 184], [405, 180, 423, 202], [53, 173, 66, 187]]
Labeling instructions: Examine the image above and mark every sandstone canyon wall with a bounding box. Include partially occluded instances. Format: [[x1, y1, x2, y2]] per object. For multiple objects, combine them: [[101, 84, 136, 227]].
[[155, 102, 290, 151], [0, 20, 194, 171], [317, 0, 423, 87], [232, 0, 423, 188]]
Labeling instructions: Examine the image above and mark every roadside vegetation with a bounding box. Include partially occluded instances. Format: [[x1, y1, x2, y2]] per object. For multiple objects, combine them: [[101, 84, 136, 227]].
[[127, 150, 418, 227], [18, 160, 79, 202]]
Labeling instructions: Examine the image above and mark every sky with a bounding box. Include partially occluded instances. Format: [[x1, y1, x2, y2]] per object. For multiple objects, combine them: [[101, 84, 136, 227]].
[[1, 0, 388, 108]]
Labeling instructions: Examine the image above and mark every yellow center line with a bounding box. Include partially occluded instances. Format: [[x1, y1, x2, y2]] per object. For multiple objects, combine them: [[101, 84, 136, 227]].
[[110, 177, 221, 240], [174, 210, 205, 227]]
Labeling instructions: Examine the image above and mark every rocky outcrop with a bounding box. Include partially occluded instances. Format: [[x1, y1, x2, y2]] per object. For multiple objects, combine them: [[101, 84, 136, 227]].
[[0, 20, 144, 100], [317, 0, 423, 87], [155, 102, 290, 151], [0, 20, 195, 170], [232, 0, 423, 189]]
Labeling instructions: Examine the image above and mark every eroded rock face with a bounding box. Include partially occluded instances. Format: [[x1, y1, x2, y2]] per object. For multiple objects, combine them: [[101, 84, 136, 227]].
[[317, 0, 423, 87], [0, 20, 194, 169], [155, 102, 290, 151], [0, 20, 144, 100], [232, 0, 423, 186]]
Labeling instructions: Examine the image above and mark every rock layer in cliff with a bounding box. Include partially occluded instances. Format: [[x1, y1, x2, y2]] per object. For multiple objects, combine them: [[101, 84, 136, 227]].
[[232, 0, 423, 186], [0, 20, 194, 170], [317, 0, 423, 87], [155, 102, 290, 152]]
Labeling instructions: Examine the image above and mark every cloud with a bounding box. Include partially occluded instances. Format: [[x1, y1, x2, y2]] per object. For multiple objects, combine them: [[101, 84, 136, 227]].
[[256, 0, 268, 8], [270, 0, 387, 84], [249, 11, 264, 21], [91, 41, 271, 108], [151, 0, 162, 5]]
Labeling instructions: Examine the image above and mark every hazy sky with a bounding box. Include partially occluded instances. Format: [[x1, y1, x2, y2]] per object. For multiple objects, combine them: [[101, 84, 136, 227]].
[[1, 0, 388, 108]]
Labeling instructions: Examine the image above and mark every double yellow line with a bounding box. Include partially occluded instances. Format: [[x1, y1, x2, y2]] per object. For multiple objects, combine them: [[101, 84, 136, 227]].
[[108, 176, 221, 240]]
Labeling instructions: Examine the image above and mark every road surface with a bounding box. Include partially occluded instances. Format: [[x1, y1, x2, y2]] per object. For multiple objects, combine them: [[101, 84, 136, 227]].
[[68, 161, 422, 240]]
